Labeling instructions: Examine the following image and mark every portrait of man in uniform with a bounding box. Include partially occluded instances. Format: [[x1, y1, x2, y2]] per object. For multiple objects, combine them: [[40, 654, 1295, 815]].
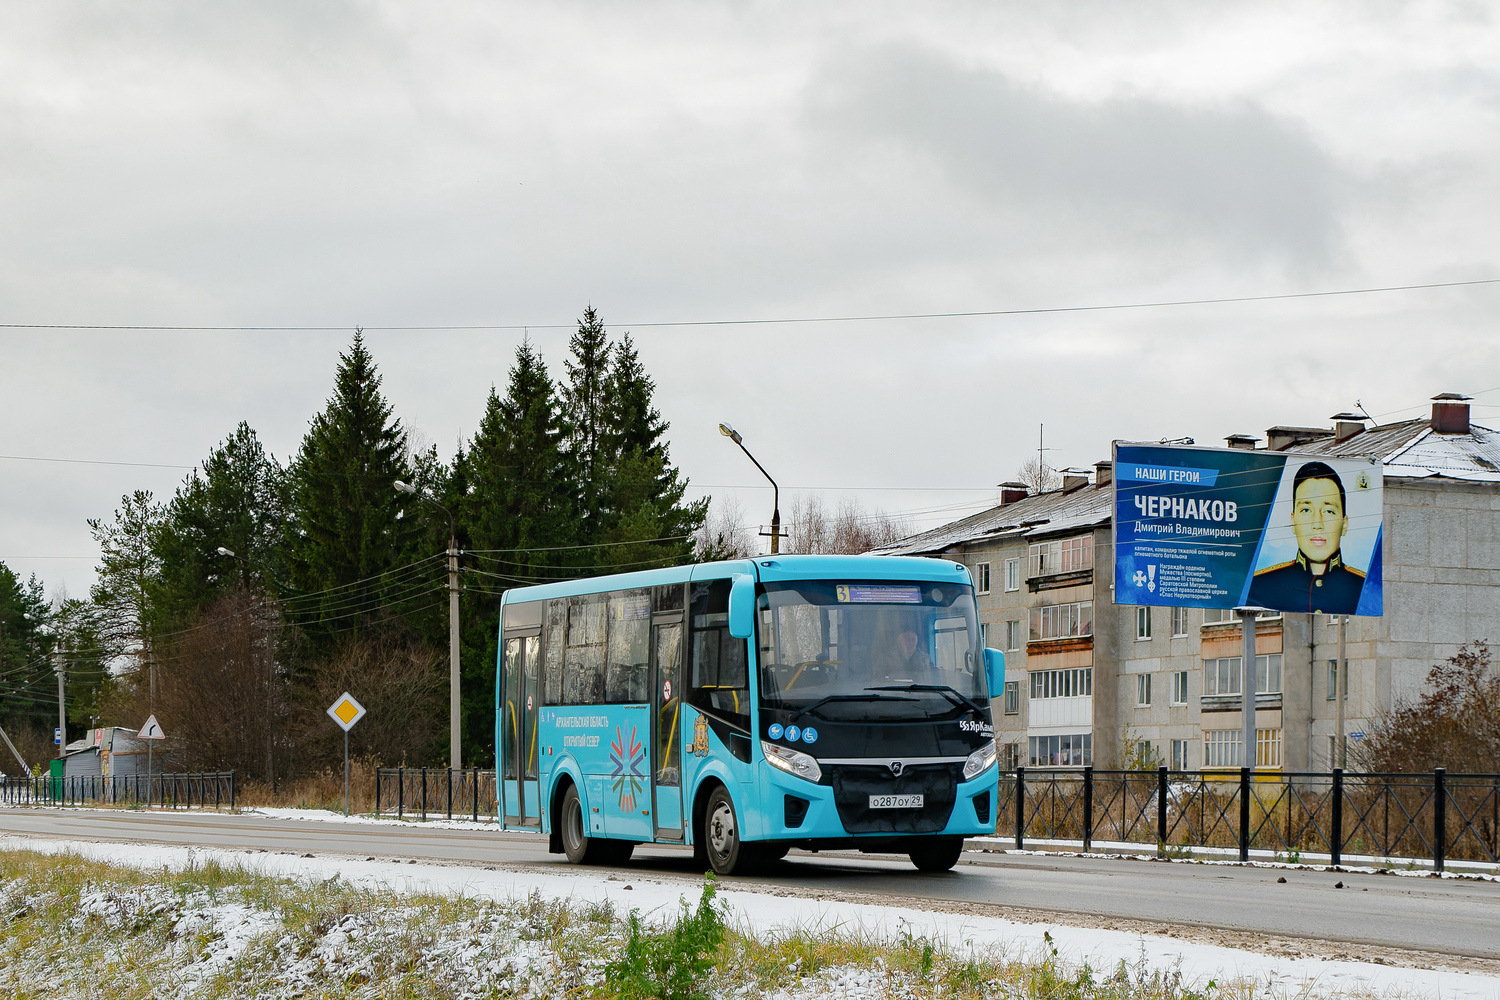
[[1248, 460, 1366, 614]]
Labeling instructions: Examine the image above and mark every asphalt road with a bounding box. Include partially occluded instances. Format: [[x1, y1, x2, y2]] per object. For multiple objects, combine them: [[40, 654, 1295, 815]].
[[2, 807, 1497, 959]]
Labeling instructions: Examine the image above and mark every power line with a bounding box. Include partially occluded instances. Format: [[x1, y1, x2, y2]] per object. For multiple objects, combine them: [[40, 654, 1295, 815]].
[[2, 277, 1495, 333]]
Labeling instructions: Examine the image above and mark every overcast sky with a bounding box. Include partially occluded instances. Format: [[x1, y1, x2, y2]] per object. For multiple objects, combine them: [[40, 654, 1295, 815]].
[[3, 1, 1498, 601]]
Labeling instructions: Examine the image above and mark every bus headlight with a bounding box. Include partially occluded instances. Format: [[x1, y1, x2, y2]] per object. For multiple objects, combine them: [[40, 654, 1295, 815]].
[[962, 740, 997, 781], [762, 741, 822, 783]]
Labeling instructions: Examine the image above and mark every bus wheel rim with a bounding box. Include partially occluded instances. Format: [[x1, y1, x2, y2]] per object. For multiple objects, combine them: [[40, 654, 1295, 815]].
[[709, 801, 735, 855]]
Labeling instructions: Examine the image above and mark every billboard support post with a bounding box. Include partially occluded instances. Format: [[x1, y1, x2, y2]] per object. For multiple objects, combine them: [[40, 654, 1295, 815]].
[[1335, 615, 1347, 769], [1239, 609, 1258, 771]]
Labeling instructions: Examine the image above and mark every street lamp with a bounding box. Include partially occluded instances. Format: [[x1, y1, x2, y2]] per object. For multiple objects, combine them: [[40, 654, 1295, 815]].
[[395, 480, 462, 768], [718, 422, 781, 554]]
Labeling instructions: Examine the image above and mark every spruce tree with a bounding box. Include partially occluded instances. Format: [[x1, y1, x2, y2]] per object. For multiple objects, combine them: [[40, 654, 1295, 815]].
[[285, 332, 426, 654], [0, 563, 56, 735], [459, 339, 572, 761], [595, 334, 706, 569], [153, 421, 286, 634], [562, 306, 613, 535]]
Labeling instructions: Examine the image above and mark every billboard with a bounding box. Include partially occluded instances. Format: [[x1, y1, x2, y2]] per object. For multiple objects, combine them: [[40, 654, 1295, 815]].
[[1113, 443, 1383, 616]]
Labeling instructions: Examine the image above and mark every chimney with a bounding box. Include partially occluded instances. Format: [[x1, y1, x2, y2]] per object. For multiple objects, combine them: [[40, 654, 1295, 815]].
[[1329, 412, 1369, 443], [1093, 460, 1112, 487], [1224, 433, 1259, 451], [998, 482, 1029, 506], [1431, 393, 1472, 435], [1266, 425, 1333, 451], [1060, 468, 1091, 492]]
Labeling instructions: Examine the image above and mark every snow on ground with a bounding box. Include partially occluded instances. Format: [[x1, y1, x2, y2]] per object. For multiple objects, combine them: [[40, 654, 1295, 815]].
[[4, 810, 1499, 1000]]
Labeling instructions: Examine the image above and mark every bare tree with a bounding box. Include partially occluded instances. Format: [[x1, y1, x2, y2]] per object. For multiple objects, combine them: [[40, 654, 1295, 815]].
[[1355, 641, 1500, 773], [787, 495, 913, 554], [289, 628, 446, 769], [154, 590, 285, 781], [1015, 456, 1060, 494], [694, 496, 754, 561]]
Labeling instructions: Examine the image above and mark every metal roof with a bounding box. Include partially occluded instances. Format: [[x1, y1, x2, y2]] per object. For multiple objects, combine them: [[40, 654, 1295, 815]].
[[874, 415, 1500, 557], [1286, 418, 1500, 483], [870, 483, 1112, 556]]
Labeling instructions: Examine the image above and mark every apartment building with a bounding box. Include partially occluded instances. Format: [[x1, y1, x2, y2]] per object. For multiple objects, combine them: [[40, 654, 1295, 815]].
[[872, 395, 1500, 771]]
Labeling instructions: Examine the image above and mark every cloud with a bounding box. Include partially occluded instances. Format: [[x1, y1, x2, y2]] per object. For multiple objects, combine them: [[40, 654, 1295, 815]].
[[808, 43, 1343, 265]]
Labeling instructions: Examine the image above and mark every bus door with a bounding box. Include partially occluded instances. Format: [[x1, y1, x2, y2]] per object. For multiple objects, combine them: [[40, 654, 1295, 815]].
[[651, 613, 685, 839], [501, 631, 541, 829]]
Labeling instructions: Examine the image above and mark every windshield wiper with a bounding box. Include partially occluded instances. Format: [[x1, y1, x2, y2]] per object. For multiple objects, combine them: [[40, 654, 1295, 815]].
[[866, 684, 988, 716], [792, 692, 918, 721]]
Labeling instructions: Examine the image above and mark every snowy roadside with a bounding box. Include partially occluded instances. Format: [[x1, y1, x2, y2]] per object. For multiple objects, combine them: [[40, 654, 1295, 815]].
[[4, 827, 1498, 1000]]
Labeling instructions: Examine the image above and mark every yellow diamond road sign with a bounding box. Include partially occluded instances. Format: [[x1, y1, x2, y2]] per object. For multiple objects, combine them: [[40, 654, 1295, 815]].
[[326, 692, 366, 732]]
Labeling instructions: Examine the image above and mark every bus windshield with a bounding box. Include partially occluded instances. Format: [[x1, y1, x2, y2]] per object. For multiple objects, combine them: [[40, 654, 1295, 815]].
[[757, 580, 986, 722]]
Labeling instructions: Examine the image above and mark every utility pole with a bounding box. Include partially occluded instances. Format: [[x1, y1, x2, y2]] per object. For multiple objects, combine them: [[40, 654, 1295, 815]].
[[54, 651, 66, 759], [1335, 615, 1347, 769], [448, 530, 461, 770]]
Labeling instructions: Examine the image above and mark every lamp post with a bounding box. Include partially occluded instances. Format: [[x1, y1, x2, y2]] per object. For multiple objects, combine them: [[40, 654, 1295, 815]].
[[395, 480, 462, 768], [718, 422, 781, 554]]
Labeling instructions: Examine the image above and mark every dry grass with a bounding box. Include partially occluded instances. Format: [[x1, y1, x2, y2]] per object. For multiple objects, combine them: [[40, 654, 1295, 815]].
[[0, 849, 1403, 1000]]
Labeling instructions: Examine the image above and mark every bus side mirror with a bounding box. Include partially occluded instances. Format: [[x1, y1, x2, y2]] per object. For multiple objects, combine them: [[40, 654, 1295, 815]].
[[984, 648, 1005, 698], [728, 574, 755, 638]]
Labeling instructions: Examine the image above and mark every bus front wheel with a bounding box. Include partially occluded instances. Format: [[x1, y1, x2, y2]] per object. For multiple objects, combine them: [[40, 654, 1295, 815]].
[[703, 786, 751, 875], [908, 837, 964, 872]]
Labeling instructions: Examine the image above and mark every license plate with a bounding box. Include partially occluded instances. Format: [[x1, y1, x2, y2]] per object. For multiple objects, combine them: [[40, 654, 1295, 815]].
[[868, 793, 924, 809]]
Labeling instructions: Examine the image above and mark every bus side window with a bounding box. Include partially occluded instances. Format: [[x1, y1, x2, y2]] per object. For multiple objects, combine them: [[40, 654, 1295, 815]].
[[606, 590, 651, 703], [543, 599, 565, 705], [688, 580, 750, 724], [565, 596, 606, 705]]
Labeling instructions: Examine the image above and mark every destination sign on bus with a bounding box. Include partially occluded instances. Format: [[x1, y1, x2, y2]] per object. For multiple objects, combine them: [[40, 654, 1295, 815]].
[[835, 584, 922, 603]]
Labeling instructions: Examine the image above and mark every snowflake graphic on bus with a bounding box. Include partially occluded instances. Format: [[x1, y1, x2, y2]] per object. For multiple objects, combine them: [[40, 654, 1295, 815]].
[[609, 725, 646, 814]]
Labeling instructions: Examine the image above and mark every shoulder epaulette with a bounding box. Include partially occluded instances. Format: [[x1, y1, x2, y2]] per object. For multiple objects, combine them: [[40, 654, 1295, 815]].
[[1346, 566, 1366, 579], [1255, 561, 1295, 576]]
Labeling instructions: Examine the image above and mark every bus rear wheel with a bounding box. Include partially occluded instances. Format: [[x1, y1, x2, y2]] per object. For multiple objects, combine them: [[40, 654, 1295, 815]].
[[908, 837, 964, 872], [560, 784, 618, 865]]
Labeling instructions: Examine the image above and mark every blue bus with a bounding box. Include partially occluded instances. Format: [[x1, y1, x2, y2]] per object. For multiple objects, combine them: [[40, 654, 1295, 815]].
[[496, 554, 1004, 874]]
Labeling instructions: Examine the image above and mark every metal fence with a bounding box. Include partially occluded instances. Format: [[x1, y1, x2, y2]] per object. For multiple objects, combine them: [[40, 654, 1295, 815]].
[[374, 768, 498, 822], [0, 771, 236, 811], [1000, 766, 1500, 871]]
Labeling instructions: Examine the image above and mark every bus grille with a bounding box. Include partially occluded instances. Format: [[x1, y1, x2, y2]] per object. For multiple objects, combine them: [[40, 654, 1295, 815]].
[[827, 763, 958, 834]]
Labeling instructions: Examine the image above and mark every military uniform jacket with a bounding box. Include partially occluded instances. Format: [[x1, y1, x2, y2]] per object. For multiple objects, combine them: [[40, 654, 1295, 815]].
[[1247, 551, 1365, 615]]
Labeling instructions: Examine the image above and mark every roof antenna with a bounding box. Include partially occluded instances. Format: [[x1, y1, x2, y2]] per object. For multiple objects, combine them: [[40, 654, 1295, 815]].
[[1354, 399, 1374, 422]]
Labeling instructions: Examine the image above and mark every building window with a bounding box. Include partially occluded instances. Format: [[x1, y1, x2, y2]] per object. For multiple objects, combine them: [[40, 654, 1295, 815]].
[[1170, 607, 1188, 636], [1027, 536, 1092, 579], [974, 562, 991, 595], [1327, 659, 1347, 700], [1001, 743, 1021, 770], [1029, 732, 1092, 767], [1003, 557, 1020, 592], [1005, 619, 1022, 651], [1257, 728, 1283, 768], [1203, 730, 1242, 767], [1136, 673, 1152, 706], [1171, 670, 1189, 705], [1030, 601, 1093, 641], [1029, 667, 1093, 699], [1170, 738, 1190, 771], [1003, 680, 1019, 715], [1136, 607, 1152, 640], [1203, 729, 1283, 768], [1203, 654, 1283, 696], [980, 622, 991, 648]]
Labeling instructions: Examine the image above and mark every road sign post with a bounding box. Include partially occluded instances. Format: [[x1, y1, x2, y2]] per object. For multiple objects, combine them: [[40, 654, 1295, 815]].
[[326, 693, 367, 816], [137, 715, 166, 807]]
